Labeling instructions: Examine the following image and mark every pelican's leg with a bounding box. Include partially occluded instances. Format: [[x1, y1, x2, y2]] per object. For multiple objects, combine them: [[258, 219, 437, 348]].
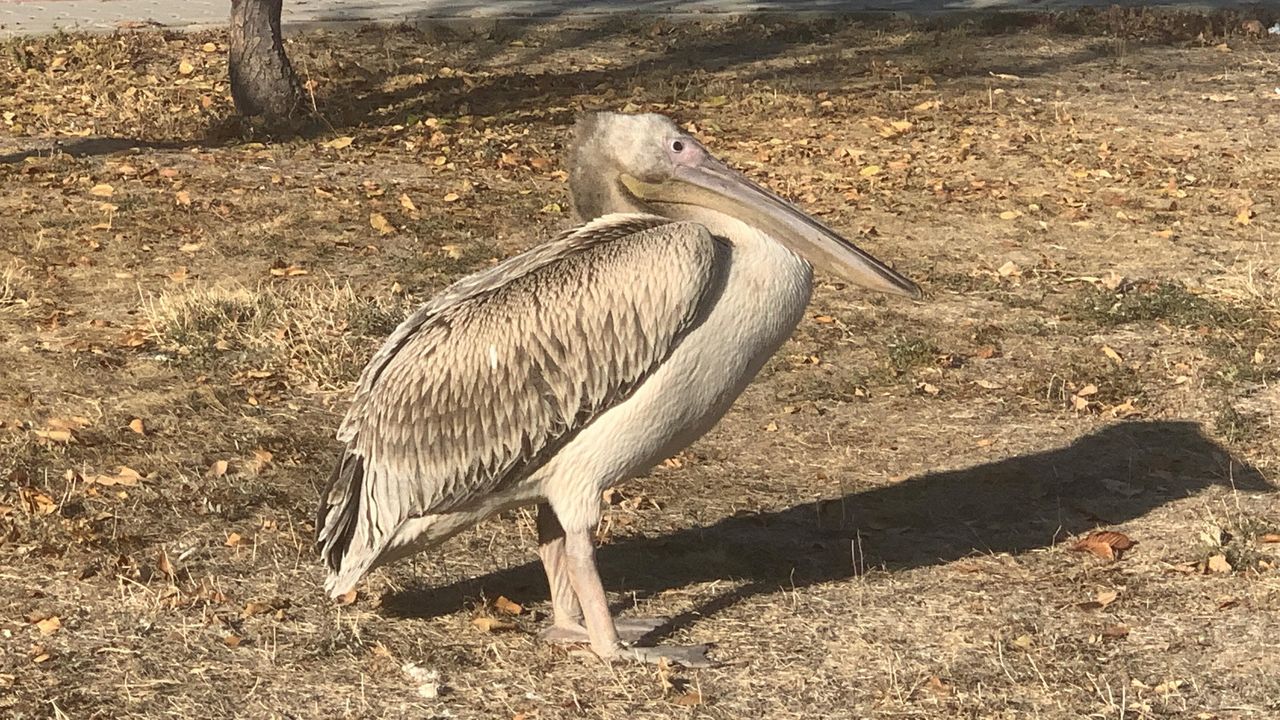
[[536, 504, 665, 644], [536, 503, 585, 642], [563, 525, 714, 668]]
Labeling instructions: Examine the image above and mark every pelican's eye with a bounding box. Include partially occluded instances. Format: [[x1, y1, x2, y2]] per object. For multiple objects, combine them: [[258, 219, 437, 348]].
[[670, 139, 685, 153]]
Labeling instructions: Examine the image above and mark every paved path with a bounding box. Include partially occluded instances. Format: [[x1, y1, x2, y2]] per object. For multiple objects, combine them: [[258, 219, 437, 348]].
[[0, 0, 1262, 37]]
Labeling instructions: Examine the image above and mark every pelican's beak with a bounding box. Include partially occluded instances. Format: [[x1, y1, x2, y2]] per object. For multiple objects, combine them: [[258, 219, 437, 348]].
[[622, 156, 922, 299]]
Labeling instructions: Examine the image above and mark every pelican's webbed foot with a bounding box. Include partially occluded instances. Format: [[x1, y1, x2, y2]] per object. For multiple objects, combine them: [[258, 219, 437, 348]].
[[540, 616, 667, 645]]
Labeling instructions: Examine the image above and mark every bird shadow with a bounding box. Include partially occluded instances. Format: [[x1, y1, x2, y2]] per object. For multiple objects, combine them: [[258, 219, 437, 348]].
[[381, 419, 1270, 633]]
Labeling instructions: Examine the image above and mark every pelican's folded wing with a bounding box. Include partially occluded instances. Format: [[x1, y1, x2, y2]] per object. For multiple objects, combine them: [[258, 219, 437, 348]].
[[315, 213, 724, 594]]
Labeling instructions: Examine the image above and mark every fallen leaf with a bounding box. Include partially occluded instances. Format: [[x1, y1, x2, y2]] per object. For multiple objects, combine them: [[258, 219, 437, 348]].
[[1012, 634, 1033, 650], [111, 327, 145, 348], [242, 600, 277, 618], [226, 532, 243, 547], [128, 418, 146, 435], [874, 119, 913, 138], [178, 59, 195, 75], [920, 676, 952, 699], [169, 266, 189, 282], [1260, 533, 1280, 543], [34, 429, 73, 444], [672, 691, 704, 706], [89, 466, 142, 487], [997, 260, 1021, 276], [398, 194, 418, 213], [201, 42, 218, 53], [1076, 384, 1098, 397], [442, 192, 461, 203], [222, 634, 242, 648], [1109, 401, 1141, 417], [324, 136, 354, 150], [156, 549, 175, 580], [1101, 345, 1123, 363], [471, 617, 516, 633], [976, 379, 1003, 390], [35, 616, 61, 635], [249, 448, 273, 474], [1079, 589, 1119, 610], [370, 212, 394, 235], [19, 488, 57, 515], [175, 190, 192, 207], [858, 165, 881, 177], [1072, 530, 1136, 561], [999, 210, 1021, 221], [493, 596, 523, 616], [208, 460, 229, 478], [89, 183, 114, 197], [1205, 554, 1232, 574]]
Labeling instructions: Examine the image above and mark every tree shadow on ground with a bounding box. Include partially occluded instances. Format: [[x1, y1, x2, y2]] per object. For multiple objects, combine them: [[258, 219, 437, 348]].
[[313, 4, 1268, 133], [315, 11, 1106, 132], [2, 6, 1254, 163], [382, 420, 1271, 631]]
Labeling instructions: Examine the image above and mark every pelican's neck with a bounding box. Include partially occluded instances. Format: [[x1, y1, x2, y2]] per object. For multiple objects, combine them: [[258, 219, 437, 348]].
[[662, 205, 809, 265], [569, 178, 650, 222]]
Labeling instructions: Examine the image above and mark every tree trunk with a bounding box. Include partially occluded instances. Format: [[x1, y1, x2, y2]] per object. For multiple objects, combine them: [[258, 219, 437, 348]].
[[228, 0, 303, 123]]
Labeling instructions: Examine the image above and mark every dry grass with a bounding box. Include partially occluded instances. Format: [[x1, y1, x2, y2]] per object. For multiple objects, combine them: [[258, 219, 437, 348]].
[[144, 281, 409, 389], [0, 261, 33, 311], [1, 9, 1279, 719]]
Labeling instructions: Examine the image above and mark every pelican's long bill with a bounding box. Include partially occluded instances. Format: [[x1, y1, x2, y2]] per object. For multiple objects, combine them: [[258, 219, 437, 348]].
[[621, 157, 922, 299]]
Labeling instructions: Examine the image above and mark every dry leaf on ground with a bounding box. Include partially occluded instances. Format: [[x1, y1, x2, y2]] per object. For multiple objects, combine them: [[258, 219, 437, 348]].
[[472, 617, 516, 633], [1205, 554, 1232, 574], [493, 596, 523, 615], [1072, 531, 1137, 561]]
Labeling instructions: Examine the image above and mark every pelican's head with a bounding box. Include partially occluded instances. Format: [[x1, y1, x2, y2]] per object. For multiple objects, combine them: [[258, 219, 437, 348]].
[[568, 112, 921, 299]]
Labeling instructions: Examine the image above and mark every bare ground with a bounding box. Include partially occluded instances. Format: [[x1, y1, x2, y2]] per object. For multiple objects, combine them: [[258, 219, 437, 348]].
[[1, 9, 1279, 719]]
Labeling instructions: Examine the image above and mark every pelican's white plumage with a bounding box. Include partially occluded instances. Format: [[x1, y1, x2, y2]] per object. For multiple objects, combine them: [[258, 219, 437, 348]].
[[316, 112, 918, 666]]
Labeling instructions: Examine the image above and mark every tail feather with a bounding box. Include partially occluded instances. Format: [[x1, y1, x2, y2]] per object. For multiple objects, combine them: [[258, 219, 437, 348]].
[[316, 447, 376, 597]]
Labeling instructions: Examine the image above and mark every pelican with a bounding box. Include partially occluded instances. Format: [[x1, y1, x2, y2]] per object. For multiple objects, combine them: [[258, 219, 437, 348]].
[[316, 112, 920, 666]]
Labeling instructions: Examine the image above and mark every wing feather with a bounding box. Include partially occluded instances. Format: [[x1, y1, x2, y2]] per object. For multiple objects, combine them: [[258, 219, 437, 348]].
[[316, 214, 723, 594]]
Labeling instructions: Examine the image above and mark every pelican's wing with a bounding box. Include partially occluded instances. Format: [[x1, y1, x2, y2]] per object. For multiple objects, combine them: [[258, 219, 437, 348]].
[[316, 214, 724, 595]]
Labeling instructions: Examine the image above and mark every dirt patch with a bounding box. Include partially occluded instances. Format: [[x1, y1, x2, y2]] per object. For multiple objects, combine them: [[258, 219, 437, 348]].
[[1, 9, 1278, 719]]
